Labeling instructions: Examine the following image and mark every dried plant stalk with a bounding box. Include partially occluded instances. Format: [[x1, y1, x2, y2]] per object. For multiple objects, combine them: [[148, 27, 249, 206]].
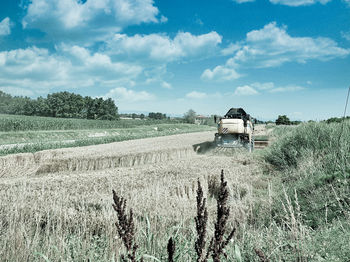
[[255, 248, 269, 262], [167, 237, 176, 262], [195, 170, 236, 262], [195, 180, 209, 262], [211, 170, 236, 262], [112, 189, 143, 262]]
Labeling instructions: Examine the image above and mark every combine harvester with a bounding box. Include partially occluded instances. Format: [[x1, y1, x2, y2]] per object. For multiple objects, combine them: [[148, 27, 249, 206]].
[[214, 108, 268, 152]]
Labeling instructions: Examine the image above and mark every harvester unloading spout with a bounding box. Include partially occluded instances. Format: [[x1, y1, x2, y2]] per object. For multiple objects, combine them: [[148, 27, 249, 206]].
[[214, 108, 254, 152]]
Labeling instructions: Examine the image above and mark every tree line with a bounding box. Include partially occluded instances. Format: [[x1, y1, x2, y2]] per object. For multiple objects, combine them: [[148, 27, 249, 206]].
[[0, 91, 118, 120]]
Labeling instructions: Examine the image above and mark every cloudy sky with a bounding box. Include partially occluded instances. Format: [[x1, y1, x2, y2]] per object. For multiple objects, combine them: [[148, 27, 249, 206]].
[[0, 0, 349, 120]]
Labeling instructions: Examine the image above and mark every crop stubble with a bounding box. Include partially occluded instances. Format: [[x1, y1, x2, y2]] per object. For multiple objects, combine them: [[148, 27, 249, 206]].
[[0, 131, 266, 261]]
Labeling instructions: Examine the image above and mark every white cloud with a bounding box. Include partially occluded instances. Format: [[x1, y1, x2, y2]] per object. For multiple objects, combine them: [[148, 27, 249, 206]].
[[202, 22, 349, 81], [201, 66, 240, 81], [161, 81, 172, 89], [104, 87, 155, 102], [221, 43, 241, 56], [59, 44, 142, 77], [269, 0, 331, 6], [22, 0, 160, 42], [268, 85, 304, 93], [251, 82, 275, 90], [0, 46, 142, 95], [160, 15, 168, 23], [234, 85, 258, 96], [186, 91, 207, 99], [105, 31, 222, 62], [0, 17, 11, 36], [341, 31, 350, 41], [232, 82, 305, 95], [239, 82, 305, 94], [239, 22, 349, 67]]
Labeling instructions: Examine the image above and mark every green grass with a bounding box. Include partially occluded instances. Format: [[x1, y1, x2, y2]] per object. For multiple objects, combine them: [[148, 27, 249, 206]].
[[264, 120, 350, 228], [229, 120, 350, 261], [0, 114, 184, 132]]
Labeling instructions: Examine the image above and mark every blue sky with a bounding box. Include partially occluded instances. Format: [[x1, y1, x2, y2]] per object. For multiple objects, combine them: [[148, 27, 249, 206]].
[[0, 0, 350, 120]]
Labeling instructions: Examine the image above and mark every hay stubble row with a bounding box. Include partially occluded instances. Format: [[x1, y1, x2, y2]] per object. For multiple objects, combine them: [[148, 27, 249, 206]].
[[0, 131, 216, 177]]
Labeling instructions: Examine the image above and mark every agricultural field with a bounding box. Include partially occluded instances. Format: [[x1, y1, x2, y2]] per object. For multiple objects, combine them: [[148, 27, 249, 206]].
[[0, 114, 187, 132], [0, 120, 350, 261], [0, 114, 215, 156]]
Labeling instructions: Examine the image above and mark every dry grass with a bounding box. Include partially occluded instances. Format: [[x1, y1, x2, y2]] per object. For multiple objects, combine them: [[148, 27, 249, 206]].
[[0, 133, 265, 261], [0, 131, 214, 178]]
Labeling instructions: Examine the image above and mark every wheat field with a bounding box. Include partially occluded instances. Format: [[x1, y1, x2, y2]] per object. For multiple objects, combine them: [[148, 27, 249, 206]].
[[0, 131, 269, 261]]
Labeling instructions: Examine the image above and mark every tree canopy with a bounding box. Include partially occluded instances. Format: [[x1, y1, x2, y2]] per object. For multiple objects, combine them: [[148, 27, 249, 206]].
[[184, 109, 196, 124], [275, 115, 291, 125], [0, 91, 118, 120]]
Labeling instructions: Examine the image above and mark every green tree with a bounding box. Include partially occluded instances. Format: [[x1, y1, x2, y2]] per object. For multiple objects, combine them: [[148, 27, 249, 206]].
[[35, 97, 50, 116], [276, 115, 291, 125], [148, 112, 166, 120], [184, 109, 196, 124], [0, 90, 119, 120], [0, 91, 12, 114]]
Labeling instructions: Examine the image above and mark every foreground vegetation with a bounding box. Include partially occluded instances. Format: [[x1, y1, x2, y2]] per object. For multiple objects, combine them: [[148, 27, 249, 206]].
[[251, 120, 350, 261], [0, 120, 349, 261]]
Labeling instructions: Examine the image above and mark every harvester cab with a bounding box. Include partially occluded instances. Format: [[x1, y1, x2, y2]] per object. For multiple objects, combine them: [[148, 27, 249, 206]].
[[214, 108, 254, 152]]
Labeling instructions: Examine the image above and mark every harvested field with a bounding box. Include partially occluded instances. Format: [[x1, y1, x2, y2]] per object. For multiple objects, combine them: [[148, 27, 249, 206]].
[[0, 130, 269, 261], [0, 131, 215, 177], [0, 123, 214, 156]]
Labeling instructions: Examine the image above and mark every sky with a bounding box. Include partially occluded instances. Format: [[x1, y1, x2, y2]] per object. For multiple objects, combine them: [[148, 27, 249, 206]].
[[0, 0, 350, 120]]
